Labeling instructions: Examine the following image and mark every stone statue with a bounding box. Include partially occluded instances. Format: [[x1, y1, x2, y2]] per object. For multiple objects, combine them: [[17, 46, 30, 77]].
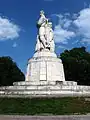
[[35, 10, 55, 52], [45, 22, 55, 52]]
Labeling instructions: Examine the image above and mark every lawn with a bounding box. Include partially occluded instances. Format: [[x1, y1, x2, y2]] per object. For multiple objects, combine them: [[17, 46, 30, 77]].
[[0, 97, 89, 115]]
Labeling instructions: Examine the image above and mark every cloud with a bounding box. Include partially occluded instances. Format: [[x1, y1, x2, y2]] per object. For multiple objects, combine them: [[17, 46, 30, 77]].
[[73, 8, 90, 44], [63, 19, 72, 29], [0, 16, 20, 41], [72, 40, 79, 45], [53, 7, 90, 45], [57, 45, 67, 49], [12, 42, 18, 48], [53, 14, 75, 44], [54, 24, 75, 44]]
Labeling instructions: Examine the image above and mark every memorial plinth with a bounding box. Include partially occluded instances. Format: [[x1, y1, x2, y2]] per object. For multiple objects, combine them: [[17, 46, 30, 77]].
[[25, 49, 65, 83]]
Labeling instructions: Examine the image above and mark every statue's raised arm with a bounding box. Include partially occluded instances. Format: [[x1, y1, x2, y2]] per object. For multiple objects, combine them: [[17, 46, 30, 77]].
[[37, 10, 47, 27]]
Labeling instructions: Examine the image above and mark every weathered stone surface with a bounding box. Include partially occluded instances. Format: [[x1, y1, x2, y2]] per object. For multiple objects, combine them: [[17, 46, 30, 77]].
[[26, 50, 65, 83], [1, 81, 90, 97]]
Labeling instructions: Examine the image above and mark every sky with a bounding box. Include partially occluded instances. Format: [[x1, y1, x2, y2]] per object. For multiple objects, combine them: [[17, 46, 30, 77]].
[[0, 0, 90, 74]]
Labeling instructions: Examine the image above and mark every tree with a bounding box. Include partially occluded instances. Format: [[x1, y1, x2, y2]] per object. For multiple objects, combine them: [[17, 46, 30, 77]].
[[59, 47, 90, 85], [0, 56, 25, 86]]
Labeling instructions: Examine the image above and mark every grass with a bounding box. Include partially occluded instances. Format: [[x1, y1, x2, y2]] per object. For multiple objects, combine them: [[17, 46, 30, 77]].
[[0, 97, 90, 115]]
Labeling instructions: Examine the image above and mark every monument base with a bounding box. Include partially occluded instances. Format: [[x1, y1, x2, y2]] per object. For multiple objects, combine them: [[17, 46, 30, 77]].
[[25, 49, 65, 82], [0, 80, 90, 97], [0, 50, 90, 97]]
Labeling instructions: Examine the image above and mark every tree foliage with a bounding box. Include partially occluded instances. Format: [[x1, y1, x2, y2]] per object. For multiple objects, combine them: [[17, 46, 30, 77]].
[[0, 56, 25, 86], [60, 47, 90, 85]]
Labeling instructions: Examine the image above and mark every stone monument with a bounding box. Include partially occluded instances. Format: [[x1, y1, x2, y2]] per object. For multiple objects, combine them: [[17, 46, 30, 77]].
[[25, 10, 65, 84], [0, 11, 90, 97]]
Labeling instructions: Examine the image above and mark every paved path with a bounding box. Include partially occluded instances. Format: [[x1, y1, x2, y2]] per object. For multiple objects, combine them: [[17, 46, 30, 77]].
[[0, 115, 90, 120]]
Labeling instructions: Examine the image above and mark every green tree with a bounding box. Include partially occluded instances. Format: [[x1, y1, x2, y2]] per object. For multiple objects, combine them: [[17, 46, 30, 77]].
[[60, 47, 90, 85], [0, 56, 25, 86]]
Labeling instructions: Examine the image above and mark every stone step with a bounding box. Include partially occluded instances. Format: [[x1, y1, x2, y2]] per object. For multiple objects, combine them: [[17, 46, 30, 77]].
[[0, 85, 90, 91], [13, 81, 56, 86], [0, 90, 90, 97], [13, 81, 77, 86]]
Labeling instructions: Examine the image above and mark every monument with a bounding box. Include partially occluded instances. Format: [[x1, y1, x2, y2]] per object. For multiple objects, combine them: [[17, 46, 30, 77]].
[[25, 10, 65, 84], [0, 11, 90, 97]]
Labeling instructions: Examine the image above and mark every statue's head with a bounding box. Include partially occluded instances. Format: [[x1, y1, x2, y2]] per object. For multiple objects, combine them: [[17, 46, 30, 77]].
[[40, 10, 44, 16]]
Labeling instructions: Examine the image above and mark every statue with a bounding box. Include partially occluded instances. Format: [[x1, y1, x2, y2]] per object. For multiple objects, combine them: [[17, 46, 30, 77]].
[[35, 10, 55, 52], [45, 22, 55, 52]]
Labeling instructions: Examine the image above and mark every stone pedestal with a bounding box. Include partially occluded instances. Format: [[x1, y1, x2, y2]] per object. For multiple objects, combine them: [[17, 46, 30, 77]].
[[25, 49, 65, 83], [0, 49, 90, 97]]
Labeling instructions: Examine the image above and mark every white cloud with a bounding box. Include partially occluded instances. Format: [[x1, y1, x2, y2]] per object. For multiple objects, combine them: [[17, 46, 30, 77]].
[[54, 25, 75, 44], [53, 14, 75, 44], [81, 38, 90, 44], [72, 40, 79, 45], [73, 8, 90, 44], [72, 13, 78, 19], [0, 16, 20, 41], [63, 19, 72, 29], [12, 42, 18, 48], [57, 45, 67, 49], [54, 7, 90, 45]]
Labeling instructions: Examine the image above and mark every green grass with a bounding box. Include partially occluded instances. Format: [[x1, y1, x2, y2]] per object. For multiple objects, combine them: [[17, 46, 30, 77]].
[[0, 97, 90, 115]]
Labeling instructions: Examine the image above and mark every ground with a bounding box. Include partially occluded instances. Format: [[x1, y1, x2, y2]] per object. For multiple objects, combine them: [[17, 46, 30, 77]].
[[0, 97, 90, 115]]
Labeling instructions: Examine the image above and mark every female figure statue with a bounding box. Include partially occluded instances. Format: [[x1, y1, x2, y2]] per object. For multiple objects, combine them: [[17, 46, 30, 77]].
[[35, 10, 55, 52]]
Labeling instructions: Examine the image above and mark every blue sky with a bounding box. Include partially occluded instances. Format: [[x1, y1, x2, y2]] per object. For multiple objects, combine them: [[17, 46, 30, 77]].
[[0, 0, 90, 74]]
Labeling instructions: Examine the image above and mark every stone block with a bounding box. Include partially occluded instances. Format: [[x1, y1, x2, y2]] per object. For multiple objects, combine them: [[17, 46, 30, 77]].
[[26, 50, 65, 83], [40, 74, 46, 81]]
